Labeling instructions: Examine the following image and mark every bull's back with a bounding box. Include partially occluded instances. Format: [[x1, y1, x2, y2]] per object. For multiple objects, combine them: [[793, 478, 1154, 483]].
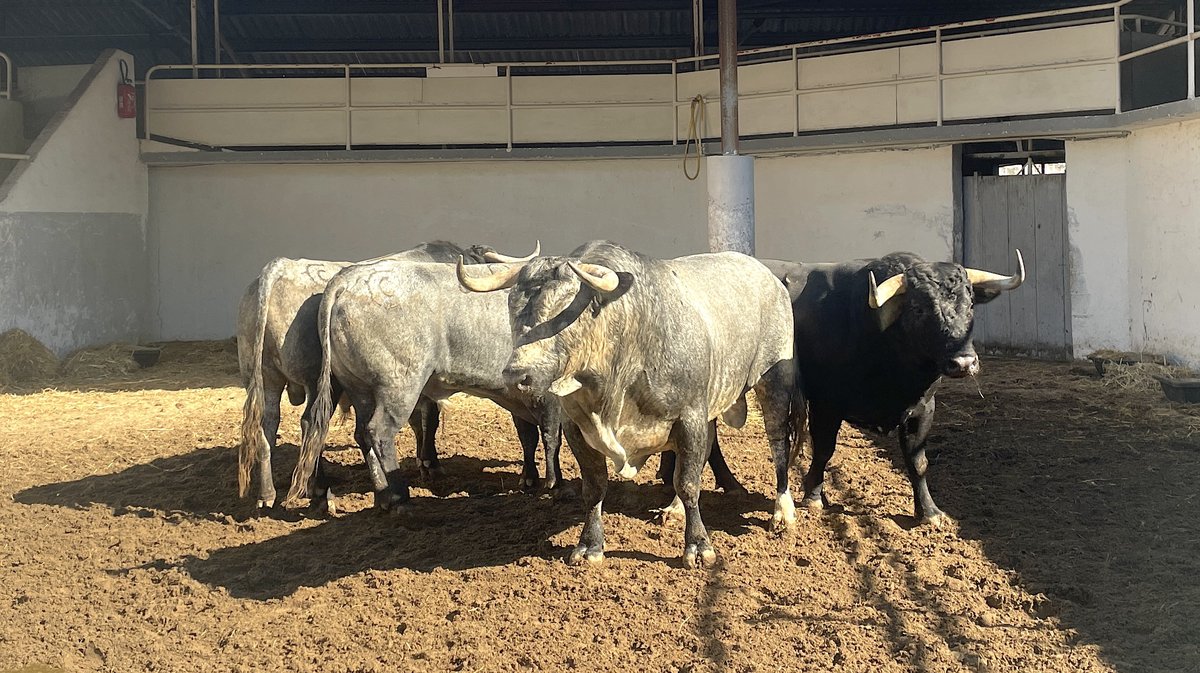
[[662, 253, 794, 411], [324, 262, 512, 396]]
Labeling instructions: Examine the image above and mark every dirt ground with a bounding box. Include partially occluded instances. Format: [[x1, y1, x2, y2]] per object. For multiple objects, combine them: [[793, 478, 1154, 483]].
[[2, 340, 1200, 673]]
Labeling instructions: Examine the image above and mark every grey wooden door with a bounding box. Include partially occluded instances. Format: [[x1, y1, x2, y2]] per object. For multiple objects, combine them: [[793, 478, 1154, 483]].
[[963, 174, 1072, 359]]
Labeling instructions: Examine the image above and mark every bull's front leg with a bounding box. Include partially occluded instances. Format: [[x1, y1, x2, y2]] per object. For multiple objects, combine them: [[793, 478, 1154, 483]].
[[675, 412, 716, 568], [539, 403, 565, 492], [563, 422, 608, 565], [898, 393, 946, 526], [513, 417, 542, 491]]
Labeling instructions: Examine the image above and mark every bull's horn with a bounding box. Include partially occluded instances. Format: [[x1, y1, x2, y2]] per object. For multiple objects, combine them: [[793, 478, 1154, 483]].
[[966, 249, 1025, 292], [456, 257, 524, 292], [484, 240, 541, 264], [868, 271, 906, 309], [568, 261, 620, 293]]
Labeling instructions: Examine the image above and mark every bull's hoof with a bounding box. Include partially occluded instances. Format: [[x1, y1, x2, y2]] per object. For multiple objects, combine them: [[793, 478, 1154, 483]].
[[550, 482, 578, 501], [522, 476, 540, 492], [652, 496, 685, 525], [801, 491, 828, 512], [419, 462, 445, 479], [568, 545, 605, 566], [920, 510, 950, 528], [374, 489, 410, 512], [771, 492, 797, 531], [256, 497, 276, 511], [308, 492, 337, 518], [717, 480, 749, 496], [682, 542, 717, 568]]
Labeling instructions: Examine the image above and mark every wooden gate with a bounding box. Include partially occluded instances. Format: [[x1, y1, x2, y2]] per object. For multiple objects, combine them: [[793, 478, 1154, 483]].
[[963, 174, 1072, 359]]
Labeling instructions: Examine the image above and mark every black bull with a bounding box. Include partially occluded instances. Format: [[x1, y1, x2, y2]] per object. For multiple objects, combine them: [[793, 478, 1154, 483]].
[[661, 250, 1024, 524]]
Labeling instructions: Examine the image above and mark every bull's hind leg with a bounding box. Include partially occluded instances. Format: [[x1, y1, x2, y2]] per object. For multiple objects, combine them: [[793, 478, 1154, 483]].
[[898, 393, 946, 526], [754, 360, 802, 530], [513, 417, 542, 490], [411, 397, 443, 478], [564, 423, 608, 565], [675, 411, 716, 568], [801, 402, 841, 512], [256, 382, 285, 510], [304, 379, 346, 516], [365, 387, 422, 511]]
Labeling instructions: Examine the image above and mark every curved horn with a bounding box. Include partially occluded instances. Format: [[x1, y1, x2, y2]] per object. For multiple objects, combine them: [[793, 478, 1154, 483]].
[[868, 271, 906, 309], [484, 240, 541, 264], [966, 249, 1025, 292], [568, 261, 620, 293], [456, 257, 524, 293]]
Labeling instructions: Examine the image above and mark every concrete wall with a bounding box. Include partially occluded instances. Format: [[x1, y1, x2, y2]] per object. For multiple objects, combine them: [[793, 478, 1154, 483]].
[[0, 51, 147, 356], [1124, 117, 1200, 364], [145, 146, 954, 340], [1067, 116, 1200, 367], [147, 23, 1115, 148], [14, 64, 91, 140]]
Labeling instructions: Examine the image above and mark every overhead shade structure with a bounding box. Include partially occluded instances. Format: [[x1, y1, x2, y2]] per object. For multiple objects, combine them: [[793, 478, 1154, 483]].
[[707, 0, 755, 255]]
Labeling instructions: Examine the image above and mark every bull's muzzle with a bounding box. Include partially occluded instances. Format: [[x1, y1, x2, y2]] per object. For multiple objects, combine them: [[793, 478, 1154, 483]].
[[503, 365, 536, 392], [943, 352, 980, 378]]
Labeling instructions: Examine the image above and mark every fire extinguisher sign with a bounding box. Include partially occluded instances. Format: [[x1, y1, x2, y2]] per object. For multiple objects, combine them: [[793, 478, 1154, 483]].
[[117, 59, 136, 119]]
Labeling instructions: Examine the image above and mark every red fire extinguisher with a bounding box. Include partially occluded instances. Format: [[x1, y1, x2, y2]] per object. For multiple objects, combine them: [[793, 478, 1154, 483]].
[[117, 59, 136, 119]]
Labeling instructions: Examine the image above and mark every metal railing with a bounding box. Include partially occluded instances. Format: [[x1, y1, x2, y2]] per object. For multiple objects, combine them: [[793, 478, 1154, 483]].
[[0, 51, 12, 100], [144, 0, 1199, 151]]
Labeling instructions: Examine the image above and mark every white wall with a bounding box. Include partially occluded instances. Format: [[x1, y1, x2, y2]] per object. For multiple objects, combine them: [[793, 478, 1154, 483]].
[[0, 51, 148, 356], [755, 147, 955, 262], [1067, 116, 1200, 367], [145, 148, 954, 340], [1065, 136, 1132, 355], [1124, 118, 1200, 364], [14, 64, 92, 139]]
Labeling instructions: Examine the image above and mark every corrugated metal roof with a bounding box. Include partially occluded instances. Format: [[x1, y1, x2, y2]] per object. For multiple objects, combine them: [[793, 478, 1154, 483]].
[[0, 0, 1185, 76]]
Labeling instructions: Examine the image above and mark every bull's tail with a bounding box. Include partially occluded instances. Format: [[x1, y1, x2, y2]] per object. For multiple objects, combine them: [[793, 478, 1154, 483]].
[[284, 281, 341, 505], [237, 259, 283, 498], [787, 374, 810, 467]]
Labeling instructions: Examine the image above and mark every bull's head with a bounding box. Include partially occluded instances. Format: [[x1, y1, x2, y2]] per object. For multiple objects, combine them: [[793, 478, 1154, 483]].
[[457, 249, 622, 397], [867, 250, 1024, 378]]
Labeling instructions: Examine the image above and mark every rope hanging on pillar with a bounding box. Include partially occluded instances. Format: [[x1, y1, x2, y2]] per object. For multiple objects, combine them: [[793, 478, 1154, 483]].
[[683, 95, 706, 181]]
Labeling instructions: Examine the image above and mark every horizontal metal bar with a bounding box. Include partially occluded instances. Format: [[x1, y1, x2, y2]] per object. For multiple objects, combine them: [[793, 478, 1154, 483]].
[[1117, 32, 1199, 61], [0, 152, 30, 160]]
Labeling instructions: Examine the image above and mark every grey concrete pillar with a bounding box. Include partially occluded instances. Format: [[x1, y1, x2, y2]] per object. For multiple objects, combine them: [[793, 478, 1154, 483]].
[[707, 154, 755, 255]]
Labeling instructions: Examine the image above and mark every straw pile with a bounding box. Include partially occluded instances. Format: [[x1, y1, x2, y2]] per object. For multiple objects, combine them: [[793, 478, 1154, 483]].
[[1088, 349, 1195, 393], [0, 329, 59, 388], [59, 343, 141, 380]]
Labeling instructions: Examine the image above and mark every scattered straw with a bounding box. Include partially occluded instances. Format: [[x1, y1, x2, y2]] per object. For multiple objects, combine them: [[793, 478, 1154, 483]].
[[0, 329, 59, 388], [60, 343, 141, 380]]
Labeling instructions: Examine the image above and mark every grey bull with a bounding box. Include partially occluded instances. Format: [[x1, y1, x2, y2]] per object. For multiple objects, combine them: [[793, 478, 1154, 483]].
[[237, 241, 501, 510], [457, 241, 803, 568], [285, 253, 564, 510]]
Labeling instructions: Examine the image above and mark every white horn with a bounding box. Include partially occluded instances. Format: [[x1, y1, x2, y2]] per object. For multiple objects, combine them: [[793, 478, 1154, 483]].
[[868, 271, 906, 309], [456, 257, 524, 293], [568, 261, 620, 293], [966, 249, 1025, 292], [484, 240, 541, 264]]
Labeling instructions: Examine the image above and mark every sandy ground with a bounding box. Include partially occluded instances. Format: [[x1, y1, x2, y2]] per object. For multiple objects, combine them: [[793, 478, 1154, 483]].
[[1, 340, 1199, 673]]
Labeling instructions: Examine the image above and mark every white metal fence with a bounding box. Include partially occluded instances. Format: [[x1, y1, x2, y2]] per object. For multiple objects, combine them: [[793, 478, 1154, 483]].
[[143, 0, 1198, 151]]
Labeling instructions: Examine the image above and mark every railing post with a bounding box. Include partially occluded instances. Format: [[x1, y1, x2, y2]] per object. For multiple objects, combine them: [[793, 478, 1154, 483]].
[[935, 28, 944, 126], [344, 65, 352, 150], [1114, 4, 1123, 113], [436, 0, 445, 64], [672, 60, 679, 145], [190, 0, 198, 79], [1188, 0, 1195, 99], [506, 66, 513, 152], [213, 0, 221, 66], [792, 46, 800, 136]]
